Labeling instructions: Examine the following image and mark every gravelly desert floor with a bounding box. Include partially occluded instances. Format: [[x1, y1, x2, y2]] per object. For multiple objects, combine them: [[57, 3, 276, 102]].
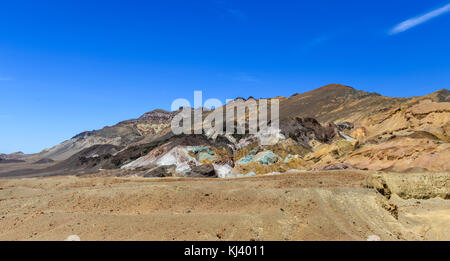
[[0, 171, 448, 241]]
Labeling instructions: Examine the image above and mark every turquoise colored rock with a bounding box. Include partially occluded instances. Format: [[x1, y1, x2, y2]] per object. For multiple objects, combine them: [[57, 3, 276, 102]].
[[253, 151, 279, 165], [236, 154, 254, 165], [236, 150, 279, 165], [284, 154, 293, 163], [197, 151, 216, 162], [236, 149, 258, 165], [189, 146, 216, 162], [190, 146, 214, 155]]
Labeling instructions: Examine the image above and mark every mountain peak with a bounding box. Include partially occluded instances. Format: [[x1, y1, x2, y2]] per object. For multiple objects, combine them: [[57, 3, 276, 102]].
[[313, 84, 355, 92], [427, 89, 450, 102], [290, 84, 356, 98]]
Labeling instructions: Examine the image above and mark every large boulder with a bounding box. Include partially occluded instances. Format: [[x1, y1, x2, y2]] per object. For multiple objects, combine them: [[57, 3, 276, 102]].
[[185, 164, 217, 178]]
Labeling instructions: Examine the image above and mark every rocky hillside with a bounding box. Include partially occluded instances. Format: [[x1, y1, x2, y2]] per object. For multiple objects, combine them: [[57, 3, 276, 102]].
[[1, 84, 449, 178]]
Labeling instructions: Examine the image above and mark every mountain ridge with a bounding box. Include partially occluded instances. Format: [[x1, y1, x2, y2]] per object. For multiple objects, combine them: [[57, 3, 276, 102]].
[[1, 84, 449, 178]]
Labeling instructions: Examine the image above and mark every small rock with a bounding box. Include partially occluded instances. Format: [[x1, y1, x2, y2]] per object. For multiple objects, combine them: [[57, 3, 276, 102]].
[[366, 235, 381, 241], [65, 235, 81, 241]]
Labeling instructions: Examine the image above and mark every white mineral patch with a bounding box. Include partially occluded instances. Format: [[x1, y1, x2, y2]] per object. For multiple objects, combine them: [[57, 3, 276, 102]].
[[156, 151, 178, 166], [339, 131, 356, 142], [366, 235, 381, 241], [255, 127, 286, 146], [175, 162, 191, 174], [65, 235, 81, 241], [213, 164, 233, 178]]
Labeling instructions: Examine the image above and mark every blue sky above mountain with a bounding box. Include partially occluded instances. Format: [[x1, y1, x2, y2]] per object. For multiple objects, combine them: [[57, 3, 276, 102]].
[[1, 0, 449, 153]]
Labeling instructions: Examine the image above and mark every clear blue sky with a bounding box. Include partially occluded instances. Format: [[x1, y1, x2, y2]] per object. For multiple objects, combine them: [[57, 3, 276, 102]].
[[1, 0, 450, 154]]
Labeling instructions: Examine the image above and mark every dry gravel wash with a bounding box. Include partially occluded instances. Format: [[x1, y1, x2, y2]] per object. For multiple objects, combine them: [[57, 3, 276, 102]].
[[0, 171, 448, 241]]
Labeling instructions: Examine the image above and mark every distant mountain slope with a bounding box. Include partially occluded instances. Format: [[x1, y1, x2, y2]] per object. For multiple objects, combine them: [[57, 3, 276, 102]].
[[30, 109, 178, 161], [30, 84, 409, 162], [2, 84, 449, 178], [279, 84, 407, 123]]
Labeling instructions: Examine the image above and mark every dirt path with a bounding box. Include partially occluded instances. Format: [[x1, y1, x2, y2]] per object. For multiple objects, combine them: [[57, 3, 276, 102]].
[[0, 171, 448, 241]]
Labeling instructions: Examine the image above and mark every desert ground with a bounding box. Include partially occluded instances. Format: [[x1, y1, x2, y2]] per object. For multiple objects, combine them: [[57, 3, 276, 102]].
[[0, 170, 448, 241]]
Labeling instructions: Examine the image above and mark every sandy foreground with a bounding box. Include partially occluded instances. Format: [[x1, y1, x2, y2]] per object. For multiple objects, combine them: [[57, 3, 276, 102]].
[[0, 171, 449, 241]]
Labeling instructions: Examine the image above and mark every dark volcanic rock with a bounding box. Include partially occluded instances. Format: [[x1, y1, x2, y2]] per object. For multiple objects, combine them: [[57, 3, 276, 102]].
[[336, 122, 354, 131], [108, 142, 165, 168], [0, 159, 25, 164], [33, 158, 55, 164], [185, 164, 217, 178], [51, 144, 122, 172], [142, 165, 175, 177], [280, 117, 336, 146]]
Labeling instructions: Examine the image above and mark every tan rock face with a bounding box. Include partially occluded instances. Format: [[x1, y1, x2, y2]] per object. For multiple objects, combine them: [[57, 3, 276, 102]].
[[350, 127, 367, 142], [366, 172, 450, 200], [345, 138, 450, 172], [337, 97, 450, 172]]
